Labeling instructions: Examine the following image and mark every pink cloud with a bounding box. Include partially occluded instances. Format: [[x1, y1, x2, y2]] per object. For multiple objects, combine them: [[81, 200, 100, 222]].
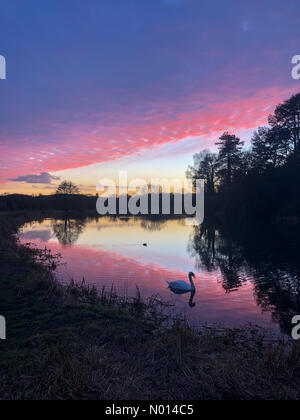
[[0, 86, 296, 183]]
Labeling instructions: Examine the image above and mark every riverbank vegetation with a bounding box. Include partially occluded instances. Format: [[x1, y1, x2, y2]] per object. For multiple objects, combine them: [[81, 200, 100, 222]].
[[0, 214, 300, 400]]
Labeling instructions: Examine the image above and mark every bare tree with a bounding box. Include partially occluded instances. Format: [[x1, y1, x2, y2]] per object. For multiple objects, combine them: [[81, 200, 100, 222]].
[[186, 149, 218, 194], [56, 181, 80, 195]]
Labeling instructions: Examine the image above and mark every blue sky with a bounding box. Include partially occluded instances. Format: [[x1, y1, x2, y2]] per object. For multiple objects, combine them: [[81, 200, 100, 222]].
[[0, 0, 299, 192]]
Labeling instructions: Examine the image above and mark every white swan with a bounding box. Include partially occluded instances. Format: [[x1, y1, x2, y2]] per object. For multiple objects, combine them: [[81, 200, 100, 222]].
[[167, 272, 196, 294]]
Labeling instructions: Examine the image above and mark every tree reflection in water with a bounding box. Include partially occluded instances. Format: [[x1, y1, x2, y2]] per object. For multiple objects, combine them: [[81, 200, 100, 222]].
[[52, 218, 86, 247], [188, 222, 247, 292], [140, 219, 167, 232], [188, 221, 300, 335]]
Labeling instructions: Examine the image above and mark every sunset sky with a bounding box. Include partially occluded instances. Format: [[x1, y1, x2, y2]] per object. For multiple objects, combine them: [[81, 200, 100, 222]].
[[0, 0, 299, 194]]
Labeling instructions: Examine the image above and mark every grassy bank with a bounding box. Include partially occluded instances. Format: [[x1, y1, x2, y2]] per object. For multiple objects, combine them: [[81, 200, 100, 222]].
[[0, 214, 300, 400]]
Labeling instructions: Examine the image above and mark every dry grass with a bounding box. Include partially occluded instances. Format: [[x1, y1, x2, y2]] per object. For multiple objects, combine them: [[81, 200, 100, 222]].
[[0, 213, 300, 400]]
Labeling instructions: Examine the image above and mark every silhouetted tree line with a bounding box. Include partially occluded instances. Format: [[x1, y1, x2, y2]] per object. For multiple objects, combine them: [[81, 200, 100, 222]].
[[0, 177, 197, 216], [0, 191, 197, 216], [0, 181, 95, 212], [0, 193, 98, 213], [187, 93, 300, 222]]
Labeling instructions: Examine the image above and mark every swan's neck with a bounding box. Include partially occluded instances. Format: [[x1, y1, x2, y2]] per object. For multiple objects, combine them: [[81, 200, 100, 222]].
[[189, 274, 195, 290]]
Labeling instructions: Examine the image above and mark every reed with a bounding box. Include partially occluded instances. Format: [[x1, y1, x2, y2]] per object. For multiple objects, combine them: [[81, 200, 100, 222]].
[[0, 212, 300, 400]]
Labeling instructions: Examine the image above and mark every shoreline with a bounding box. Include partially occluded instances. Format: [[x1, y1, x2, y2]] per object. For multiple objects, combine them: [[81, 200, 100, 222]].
[[0, 215, 300, 400]]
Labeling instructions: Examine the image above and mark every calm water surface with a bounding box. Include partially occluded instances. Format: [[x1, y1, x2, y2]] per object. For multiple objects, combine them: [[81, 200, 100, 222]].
[[19, 217, 300, 336]]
